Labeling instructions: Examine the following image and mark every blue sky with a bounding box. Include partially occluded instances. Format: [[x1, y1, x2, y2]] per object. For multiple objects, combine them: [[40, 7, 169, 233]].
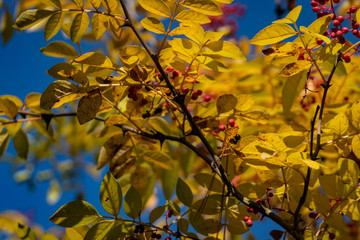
[[0, 1, 316, 238]]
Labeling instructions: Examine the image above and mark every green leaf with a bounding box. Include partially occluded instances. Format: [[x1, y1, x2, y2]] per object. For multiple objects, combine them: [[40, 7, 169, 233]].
[[44, 11, 65, 41], [70, 12, 90, 43], [123, 186, 142, 219], [97, 134, 128, 170], [84, 220, 114, 240], [0, 131, 10, 158], [17, 223, 37, 240], [227, 218, 249, 234], [40, 41, 79, 58], [351, 100, 360, 130], [140, 17, 165, 34], [13, 129, 29, 160], [249, 23, 296, 46], [203, 40, 245, 60], [161, 163, 178, 200], [273, 5, 302, 24], [191, 198, 219, 215], [175, 10, 210, 24], [2, 10, 14, 45], [199, 219, 222, 234], [176, 178, 193, 207], [102, 0, 118, 12], [49, 200, 100, 227], [92, 14, 108, 39], [328, 113, 349, 135], [100, 172, 122, 217], [149, 205, 166, 224], [282, 71, 307, 117], [216, 94, 238, 114], [77, 89, 102, 125], [181, 0, 223, 16], [177, 218, 189, 234], [14, 9, 54, 30], [40, 0, 62, 9], [40, 80, 83, 110], [138, 0, 171, 18], [0, 98, 18, 119]]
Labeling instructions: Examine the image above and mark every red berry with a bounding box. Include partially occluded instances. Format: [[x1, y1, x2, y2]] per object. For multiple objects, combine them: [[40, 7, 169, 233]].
[[338, 36, 346, 44], [332, 20, 340, 27], [165, 237, 171, 240], [336, 30, 343, 37], [228, 119, 235, 127], [337, 16, 344, 23], [333, 0, 340, 3], [329, 232, 335, 239], [307, 57, 311, 61], [244, 216, 250, 221], [349, 6, 357, 13], [343, 54, 351, 63], [191, 92, 198, 100], [312, 6, 321, 12], [203, 95, 211, 102], [219, 124, 226, 131], [316, 39, 323, 45], [233, 124, 239, 128], [353, 29, 359, 35], [141, 99, 149, 105], [342, 27, 349, 33], [182, 88, 189, 94], [247, 207, 254, 213], [353, 21, 360, 29], [311, 1, 318, 7], [246, 219, 253, 227], [298, 55, 305, 60], [256, 199, 263, 204], [195, 90, 203, 96], [166, 209, 173, 218], [330, 32, 336, 38]]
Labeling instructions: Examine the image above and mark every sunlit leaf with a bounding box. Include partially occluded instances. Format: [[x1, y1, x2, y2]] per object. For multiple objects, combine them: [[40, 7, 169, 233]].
[[175, 10, 210, 24], [282, 71, 306, 117], [0, 98, 18, 119], [0, 131, 10, 158], [102, 0, 118, 12], [249, 24, 296, 46], [273, 5, 302, 24], [92, 13, 108, 39], [181, 0, 222, 16], [216, 94, 238, 114], [328, 113, 348, 135], [351, 100, 360, 130], [46, 179, 62, 205], [77, 89, 102, 125], [44, 11, 65, 41], [14, 9, 54, 30], [70, 12, 90, 43], [140, 17, 165, 34], [84, 220, 114, 240], [279, 61, 312, 77], [100, 172, 122, 217], [49, 200, 100, 227], [123, 186, 142, 219], [40, 41, 79, 58], [16, 223, 37, 240], [138, 0, 171, 18], [204, 41, 246, 60]]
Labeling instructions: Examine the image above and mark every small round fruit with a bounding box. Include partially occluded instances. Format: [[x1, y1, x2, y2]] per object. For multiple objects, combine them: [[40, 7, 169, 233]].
[[228, 119, 235, 127], [246, 219, 253, 227], [219, 124, 226, 131]]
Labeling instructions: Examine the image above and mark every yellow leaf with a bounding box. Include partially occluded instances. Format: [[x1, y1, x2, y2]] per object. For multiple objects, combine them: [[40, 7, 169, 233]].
[[40, 0, 62, 9], [66, 226, 90, 240], [41, 41, 79, 58], [204, 40, 246, 60], [319, 174, 345, 199], [25, 93, 41, 108], [104, 115, 127, 126], [140, 17, 165, 34], [2, 10, 14, 45], [236, 94, 254, 111], [181, 0, 223, 16], [13, 9, 54, 30], [138, 0, 171, 18], [89, 0, 101, 9], [175, 10, 211, 24], [47, 63, 88, 85], [70, 12, 90, 43], [168, 38, 200, 63], [262, 42, 303, 57], [300, 26, 331, 44], [73, 52, 113, 68], [351, 100, 360, 130], [0, 98, 18, 119], [249, 23, 296, 46], [77, 89, 102, 125], [273, 5, 302, 24], [170, 22, 205, 45], [282, 71, 307, 117], [92, 13, 108, 39], [279, 61, 312, 77], [44, 11, 64, 41], [46, 179, 62, 205], [328, 113, 349, 135], [102, 0, 118, 12], [352, 135, 360, 160], [216, 94, 238, 114]]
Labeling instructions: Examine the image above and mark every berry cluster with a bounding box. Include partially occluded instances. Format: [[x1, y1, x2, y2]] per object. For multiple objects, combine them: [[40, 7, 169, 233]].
[[310, 0, 360, 63], [128, 86, 142, 101], [150, 232, 162, 239], [229, 134, 241, 144], [218, 118, 239, 132], [133, 224, 145, 234]]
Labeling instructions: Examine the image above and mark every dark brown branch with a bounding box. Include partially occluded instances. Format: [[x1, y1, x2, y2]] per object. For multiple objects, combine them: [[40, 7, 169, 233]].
[[293, 52, 342, 230]]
